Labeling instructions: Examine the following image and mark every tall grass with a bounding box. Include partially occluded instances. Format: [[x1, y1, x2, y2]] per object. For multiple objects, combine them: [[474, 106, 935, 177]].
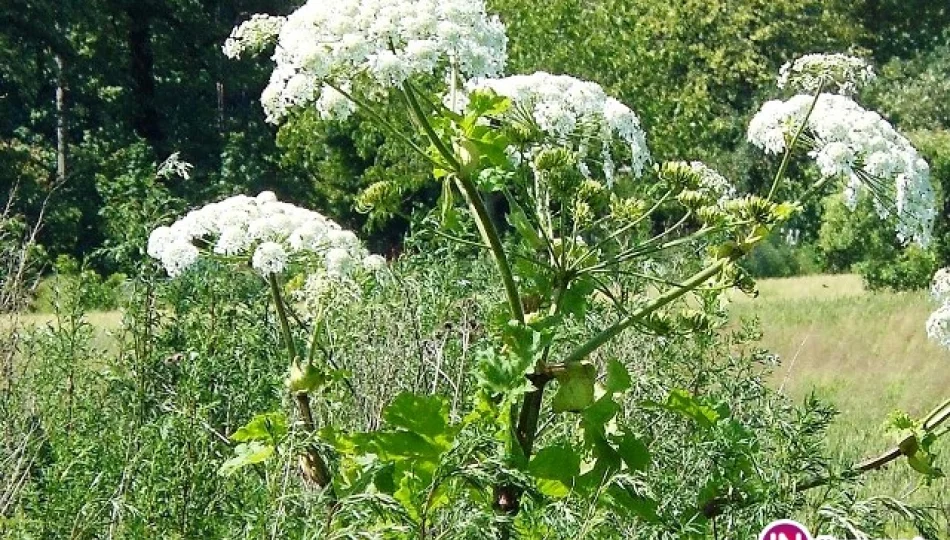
[[734, 274, 949, 526]]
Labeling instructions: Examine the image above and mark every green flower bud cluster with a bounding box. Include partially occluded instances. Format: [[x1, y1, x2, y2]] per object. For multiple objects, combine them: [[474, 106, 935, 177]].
[[356, 180, 401, 215], [608, 195, 646, 223]]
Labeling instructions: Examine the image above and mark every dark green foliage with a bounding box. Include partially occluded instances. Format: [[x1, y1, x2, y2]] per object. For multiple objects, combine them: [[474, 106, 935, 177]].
[[4, 0, 947, 276], [818, 195, 939, 291], [30, 255, 129, 311], [856, 247, 938, 292], [490, 0, 862, 160], [742, 233, 821, 278]]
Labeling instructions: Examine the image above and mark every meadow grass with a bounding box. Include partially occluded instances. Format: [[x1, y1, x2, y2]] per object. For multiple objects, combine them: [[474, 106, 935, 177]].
[[733, 274, 949, 520], [1, 310, 123, 353]]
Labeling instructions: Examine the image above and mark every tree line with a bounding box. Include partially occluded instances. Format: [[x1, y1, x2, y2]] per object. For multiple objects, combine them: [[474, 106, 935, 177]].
[[1, 0, 948, 285]]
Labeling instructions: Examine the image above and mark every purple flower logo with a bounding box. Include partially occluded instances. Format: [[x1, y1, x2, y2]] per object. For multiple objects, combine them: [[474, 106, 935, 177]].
[[759, 519, 812, 540]]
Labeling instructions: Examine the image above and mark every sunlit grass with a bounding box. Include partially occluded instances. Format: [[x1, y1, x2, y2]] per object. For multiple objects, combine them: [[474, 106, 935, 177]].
[[733, 274, 949, 522], [1, 310, 124, 353]]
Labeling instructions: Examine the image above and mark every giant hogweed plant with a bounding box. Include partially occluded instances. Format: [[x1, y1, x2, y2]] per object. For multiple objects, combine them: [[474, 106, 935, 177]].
[[144, 0, 950, 535]]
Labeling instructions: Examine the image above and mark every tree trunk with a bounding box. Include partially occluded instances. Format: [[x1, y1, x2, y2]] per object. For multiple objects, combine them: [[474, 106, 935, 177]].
[[126, 2, 163, 150], [54, 53, 67, 184]]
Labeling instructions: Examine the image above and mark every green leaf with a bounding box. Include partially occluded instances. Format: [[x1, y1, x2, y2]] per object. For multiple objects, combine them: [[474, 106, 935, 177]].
[[467, 134, 511, 169], [438, 176, 460, 230], [383, 392, 449, 439], [530, 444, 581, 481], [906, 450, 944, 479], [645, 389, 720, 429], [465, 89, 511, 119], [504, 191, 544, 250], [615, 432, 650, 472], [474, 346, 535, 398], [502, 321, 545, 365], [231, 412, 288, 443], [536, 478, 571, 498], [552, 362, 596, 413], [218, 441, 275, 476], [362, 431, 445, 460], [772, 201, 801, 221], [559, 284, 587, 319], [476, 167, 513, 192], [605, 359, 632, 394], [605, 484, 660, 523], [582, 395, 621, 438]]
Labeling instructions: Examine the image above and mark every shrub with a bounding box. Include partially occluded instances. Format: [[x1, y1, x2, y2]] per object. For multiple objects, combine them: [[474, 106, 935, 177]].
[[856, 244, 937, 291], [818, 195, 938, 290], [742, 232, 821, 278]]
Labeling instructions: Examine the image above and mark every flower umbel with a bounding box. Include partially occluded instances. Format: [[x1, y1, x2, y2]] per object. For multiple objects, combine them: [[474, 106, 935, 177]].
[[777, 53, 875, 95], [228, 0, 507, 123], [148, 191, 377, 277], [460, 72, 650, 184], [222, 14, 286, 59], [747, 93, 935, 246]]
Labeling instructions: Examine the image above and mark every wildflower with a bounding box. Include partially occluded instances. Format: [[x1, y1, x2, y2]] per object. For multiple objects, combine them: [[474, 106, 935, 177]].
[[926, 304, 950, 349], [325, 247, 355, 278], [227, 0, 507, 123], [222, 15, 285, 59], [159, 241, 199, 278], [362, 254, 388, 272], [252, 242, 289, 275], [296, 271, 362, 318], [460, 72, 650, 184], [931, 268, 950, 303], [747, 93, 935, 246], [157, 152, 193, 180], [777, 53, 875, 95], [147, 192, 378, 278], [691, 162, 735, 203]]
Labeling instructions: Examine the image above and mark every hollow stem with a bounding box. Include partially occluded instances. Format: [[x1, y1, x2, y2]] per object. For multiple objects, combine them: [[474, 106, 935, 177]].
[[560, 260, 728, 366], [268, 274, 333, 489], [400, 82, 524, 324]]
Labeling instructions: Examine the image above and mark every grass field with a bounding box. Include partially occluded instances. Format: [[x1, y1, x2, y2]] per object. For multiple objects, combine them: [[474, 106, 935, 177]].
[[1, 310, 123, 353], [733, 274, 949, 523]]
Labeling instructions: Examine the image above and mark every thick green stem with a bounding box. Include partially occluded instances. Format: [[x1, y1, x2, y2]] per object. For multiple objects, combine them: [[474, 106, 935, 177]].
[[560, 260, 728, 365], [401, 83, 524, 324], [514, 281, 567, 454], [455, 177, 526, 324], [268, 274, 332, 489], [515, 378, 549, 457], [767, 82, 825, 201], [269, 274, 298, 362]]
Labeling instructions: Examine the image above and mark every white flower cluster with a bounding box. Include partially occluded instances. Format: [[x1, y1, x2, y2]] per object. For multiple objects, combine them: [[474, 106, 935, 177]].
[[931, 268, 950, 301], [927, 268, 950, 349], [222, 14, 286, 60], [688, 161, 735, 204], [461, 72, 651, 183], [228, 0, 507, 123], [147, 191, 384, 278], [777, 53, 875, 95], [748, 93, 935, 245]]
